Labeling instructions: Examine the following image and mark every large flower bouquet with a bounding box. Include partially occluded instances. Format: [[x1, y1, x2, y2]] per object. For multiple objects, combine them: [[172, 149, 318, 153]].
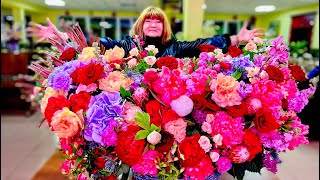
[[30, 24, 315, 180]]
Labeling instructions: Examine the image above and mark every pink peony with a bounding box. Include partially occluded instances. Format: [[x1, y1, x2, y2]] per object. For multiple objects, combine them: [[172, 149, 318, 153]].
[[164, 118, 187, 143], [147, 131, 162, 145], [170, 95, 194, 117], [210, 73, 242, 107], [132, 150, 163, 176], [99, 71, 133, 92], [216, 156, 232, 174], [198, 136, 212, 152]]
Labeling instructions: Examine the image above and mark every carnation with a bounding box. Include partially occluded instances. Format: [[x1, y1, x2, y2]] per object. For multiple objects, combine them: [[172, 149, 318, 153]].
[[215, 156, 232, 174], [178, 134, 206, 167], [132, 150, 163, 176], [164, 118, 187, 143], [184, 155, 215, 180]]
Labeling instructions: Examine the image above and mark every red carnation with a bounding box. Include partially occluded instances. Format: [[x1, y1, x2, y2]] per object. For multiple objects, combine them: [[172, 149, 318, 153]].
[[156, 56, 178, 70], [44, 95, 70, 126], [198, 44, 216, 52], [77, 63, 104, 85], [225, 102, 248, 117], [69, 91, 92, 113], [288, 65, 307, 82], [242, 129, 262, 161], [145, 100, 163, 127], [59, 47, 76, 61], [161, 108, 180, 124], [114, 126, 145, 166], [70, 68, 81, 84], [254, 108, 280, 133], [178, 134, 206, 167], [227, 46, 243, 57], [265, 65, 284, 82]]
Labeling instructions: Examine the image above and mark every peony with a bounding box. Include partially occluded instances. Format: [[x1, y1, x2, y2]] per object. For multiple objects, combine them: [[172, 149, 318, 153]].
[[51, 107, 84, 139], [132, 150, 163, 176], [210, 73, 242, 107], [99, 71, 133, 92], [170, 95, 194, 117], [147, 131, 162, 145], [78, 47, 96, 62], [103, 46, 125, 63]]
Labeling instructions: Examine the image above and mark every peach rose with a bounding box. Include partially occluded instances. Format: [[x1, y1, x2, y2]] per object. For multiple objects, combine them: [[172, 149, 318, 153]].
[[245, 67, 260, 78], [244, 41, 257, 52], [210, 73, 242, 107], [201, 121, 212, 134], [99, 71, 133, 92], [129, 47, 139, 56], [144, 56, 157, 66], [51, 107, 84, 139], [103, 46, 125, 63], [253, 37, 263, 45], [78, 47, 96, 62], [212, 134, 223, 146]]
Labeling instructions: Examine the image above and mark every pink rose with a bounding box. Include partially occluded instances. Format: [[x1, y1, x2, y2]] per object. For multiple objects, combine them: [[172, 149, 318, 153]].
[[212, 134, 223, 146], [206, 114, 215, 123], [209, 151, 220, 162], [129, 47, 139, 56], [164, 118, 187, 143], [144, 56, 157, 66], [147, 131, 162, 145], [122, 102, 143, 125], [198, 136, 212, 152], [253, 37, 263, 44], [76, 83, 97, 94], [132, 87, 149, 107], [170, 95, 194, 117], [244, 41, 258, 52], [128, 58, 137, 68], [201, 122, 212, 134], [51, 107, 83, 139]]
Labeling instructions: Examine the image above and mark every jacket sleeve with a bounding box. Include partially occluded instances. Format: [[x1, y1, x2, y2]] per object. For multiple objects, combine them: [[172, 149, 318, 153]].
[[176, 34, 231, 58], [99, 37, 134, 57]]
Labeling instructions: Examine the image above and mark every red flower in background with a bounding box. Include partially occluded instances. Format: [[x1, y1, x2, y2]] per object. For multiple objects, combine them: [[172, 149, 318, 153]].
[[156, 132, 174, 153], [156, 56, 178, 70], [77, 63, 104, 85], [114, 126, 145, 166], [44, 95, 70, 126], [59, 48, 76, 61], [242, 129, 262, 161], [161, 108, 180, 124], [178, 134, 206, 167], [254, 108, 280, 133], [288, 65, 307, 82], [145, 100, 162, 127], [219, 62, 232, 71], [265, 65, 284, 82], [225, 102, 248, 117], [69, 91, 92, 113], [198, 44, 216, 52], [228, 46, 243, 57]]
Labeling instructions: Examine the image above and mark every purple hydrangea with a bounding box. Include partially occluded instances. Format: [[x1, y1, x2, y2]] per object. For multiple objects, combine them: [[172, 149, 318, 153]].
[[226, 55, 254, 77], [237, 81, 253, 98], [84, 91, 123, 146], [126, 71, 143, 89]]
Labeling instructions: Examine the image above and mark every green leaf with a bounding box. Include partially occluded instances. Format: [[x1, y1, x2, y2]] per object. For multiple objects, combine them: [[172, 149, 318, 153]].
[[150, 124, 161, 132], [134, 112, 151, 130], [232, 70, 242, 80], [149, 144, 155, 149], [140, 83, 148, 88], [228, 163, 246, 180], [246, 153, 263, 173], [135, 129, 150, 140]]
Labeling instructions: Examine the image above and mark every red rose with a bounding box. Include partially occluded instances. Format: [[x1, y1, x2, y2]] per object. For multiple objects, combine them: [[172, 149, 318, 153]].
[[161, 109, 180, 124], [142, 70, 159, 87], [265, 65, 284, 82], [156, 132, 174, 153], [59, 48, 76, 61], [190, 95, 207, 110], [156, 56, 178, 70], [254, 108, 280, 133], [114, 125, 145, 166], [219, 62, 232, 71], [227, 46, 243, 57], [77, 63, 104, 85], [198, 44, 216, 52], [145, 100, 162, 126], [225, 102, 248, 117], [94, 156, 107, 169], [178, 134, 206, 167], [205, 99, 221, 112], [242, 129, 262, 161], [44, 95, 70, 126], [70, 68, 81, 84], [288, 65, 307, 82], [69, 91, 92, 112]]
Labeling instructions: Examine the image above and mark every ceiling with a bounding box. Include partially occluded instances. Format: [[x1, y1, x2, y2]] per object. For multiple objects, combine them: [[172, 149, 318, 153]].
[[24, 0, 319, 15]]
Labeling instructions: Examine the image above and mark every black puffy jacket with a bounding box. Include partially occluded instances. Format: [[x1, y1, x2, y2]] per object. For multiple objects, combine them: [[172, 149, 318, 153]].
[[99, 34, 231, 58]]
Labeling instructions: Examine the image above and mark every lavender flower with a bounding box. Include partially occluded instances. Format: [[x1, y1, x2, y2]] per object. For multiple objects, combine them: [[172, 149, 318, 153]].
[[84, 91, 123, 146], [263, 152, 280, 173], [126, 71, 143, 89], [50, 71, 72, 91], [237, 81, 253, 98], [215, 156, 232, 174]]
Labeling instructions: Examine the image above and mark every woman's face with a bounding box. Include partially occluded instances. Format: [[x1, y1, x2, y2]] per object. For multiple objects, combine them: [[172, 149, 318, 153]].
[[143, 18, 163, 37]]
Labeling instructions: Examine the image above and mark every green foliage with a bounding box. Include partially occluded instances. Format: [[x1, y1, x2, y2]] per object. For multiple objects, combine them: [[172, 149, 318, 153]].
[[232, 70, 243, 80], [134, 112, 161, 140]]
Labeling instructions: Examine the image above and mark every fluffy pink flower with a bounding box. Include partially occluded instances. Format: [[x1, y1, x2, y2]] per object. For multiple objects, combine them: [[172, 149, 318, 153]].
[[210, 73, 242, 107], [76, 83, 97, 94], [170, 95, 194, 117], [132, 150, 163, 176], [288, 118, 309, 150], [147, 131, 162, 145], [164, 118, 187, 143], [198, 136, 212, 152], [122, 102, 143, 125], [209, 111, 244, 147], [215, 156, 232, 174]]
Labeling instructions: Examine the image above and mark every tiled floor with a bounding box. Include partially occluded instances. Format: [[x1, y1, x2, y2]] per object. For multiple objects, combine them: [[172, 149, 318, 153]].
[[1, 111, 319, 180]]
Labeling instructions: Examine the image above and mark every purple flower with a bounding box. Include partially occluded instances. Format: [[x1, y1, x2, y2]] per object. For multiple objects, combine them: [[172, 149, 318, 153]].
[[192, 109, 207, 124], [84, 91, 123, 146], [50, 71, 72, 91], [263, 152, 280, 173], [199, 52, 209, 61], [237, 81, 253, 98], [253, 54, 268, 67], [268, 36, 290, 64]]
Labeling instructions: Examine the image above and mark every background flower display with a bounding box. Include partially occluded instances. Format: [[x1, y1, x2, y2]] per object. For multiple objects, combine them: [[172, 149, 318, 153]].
[[29, 24, 315, 180]]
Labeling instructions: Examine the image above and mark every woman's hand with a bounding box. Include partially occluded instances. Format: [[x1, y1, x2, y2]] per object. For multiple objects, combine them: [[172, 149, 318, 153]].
[[27, 18, 68, 43], [230, 22, 264, 46]]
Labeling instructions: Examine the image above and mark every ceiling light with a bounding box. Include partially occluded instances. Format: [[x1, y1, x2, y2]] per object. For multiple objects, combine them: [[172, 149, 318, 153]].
[[45, 0, 65, 6], [255, 5, 276, 12]]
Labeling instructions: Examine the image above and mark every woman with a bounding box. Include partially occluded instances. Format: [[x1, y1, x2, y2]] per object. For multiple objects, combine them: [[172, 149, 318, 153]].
[[28, 6, 264, 58]]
